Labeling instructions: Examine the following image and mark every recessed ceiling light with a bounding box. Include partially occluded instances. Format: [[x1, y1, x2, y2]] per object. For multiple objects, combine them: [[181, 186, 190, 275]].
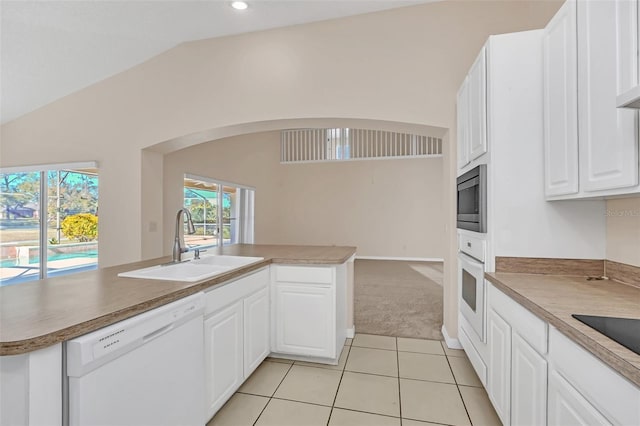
[[231, 1, 248, 10]]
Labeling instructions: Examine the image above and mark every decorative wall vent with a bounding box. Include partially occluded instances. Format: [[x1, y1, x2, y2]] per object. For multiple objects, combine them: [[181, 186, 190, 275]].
[[281, 128, 442, 163]]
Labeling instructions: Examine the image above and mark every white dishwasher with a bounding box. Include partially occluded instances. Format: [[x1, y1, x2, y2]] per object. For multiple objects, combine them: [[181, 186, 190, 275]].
[[65, 292, 205, 426]]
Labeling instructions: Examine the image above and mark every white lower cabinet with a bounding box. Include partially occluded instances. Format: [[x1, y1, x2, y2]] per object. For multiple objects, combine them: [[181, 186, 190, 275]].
[[243, 287, 270, 376], [0, 344, 62, 426], [487, 309, 511, 424], [273, 282, 335, 358], [487, 283, 548, 426], [204, 301, 244, 418], [548, 327, 640, 426], [511, 333, 547, 426], [271, 264, 345, 362], [548, 370, 611, 426], [485, 282, 640, 426], [487, 307, 548, 425], [203, 267, 270, 421]]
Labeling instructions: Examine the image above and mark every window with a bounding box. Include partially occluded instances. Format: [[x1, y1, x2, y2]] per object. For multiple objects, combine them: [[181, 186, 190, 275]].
[[0, 163, 99, 286], [281, 128, 443, 163], [183, 174, 254, 250]]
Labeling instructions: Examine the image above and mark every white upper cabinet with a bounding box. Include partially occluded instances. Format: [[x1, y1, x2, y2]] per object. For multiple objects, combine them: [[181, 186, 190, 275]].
[[616, 0, 639, 96], [543, 0, 640, 198], [543, 0, 579, 196], [457, 79, 470, 170], [578, 0, 639, 192], [468, 47, 488, 162], [457, 46, 488, 172]]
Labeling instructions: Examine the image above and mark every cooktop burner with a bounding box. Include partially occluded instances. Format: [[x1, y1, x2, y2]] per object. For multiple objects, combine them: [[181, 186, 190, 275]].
[[572, 314, 640, 356]]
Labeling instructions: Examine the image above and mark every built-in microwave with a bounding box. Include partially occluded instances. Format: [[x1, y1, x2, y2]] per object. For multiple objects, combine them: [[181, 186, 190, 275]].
[[456, 165, 487, 233]]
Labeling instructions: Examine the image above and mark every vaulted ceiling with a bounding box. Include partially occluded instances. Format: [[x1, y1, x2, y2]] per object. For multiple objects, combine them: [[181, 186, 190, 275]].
[[1, 0, 429, 124]]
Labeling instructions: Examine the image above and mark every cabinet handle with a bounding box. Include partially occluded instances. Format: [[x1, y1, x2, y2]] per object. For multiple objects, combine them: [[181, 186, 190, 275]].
[[467, 242, 472, 247]]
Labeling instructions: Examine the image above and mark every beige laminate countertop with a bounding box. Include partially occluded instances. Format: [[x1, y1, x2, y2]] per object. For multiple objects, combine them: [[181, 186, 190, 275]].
[[485, 272, 640, 388], [0, 244, 356, 356]]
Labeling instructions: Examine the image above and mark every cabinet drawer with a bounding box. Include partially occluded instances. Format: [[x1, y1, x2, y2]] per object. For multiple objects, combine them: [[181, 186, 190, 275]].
[[274, 265, 334, 285], [205, 268, 269, 316], [549, 327, 640, 426], [459, 234, 485, 262], [458, 325, 487, 387], [487, 283, 547, 354]]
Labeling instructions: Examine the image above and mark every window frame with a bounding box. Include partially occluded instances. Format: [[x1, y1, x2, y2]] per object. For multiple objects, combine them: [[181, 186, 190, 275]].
[[0, 162, 98, 285]]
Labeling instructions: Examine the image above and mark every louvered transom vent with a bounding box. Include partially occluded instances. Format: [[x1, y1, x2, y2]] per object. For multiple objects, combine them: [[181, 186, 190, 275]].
[[280, 128, 443, 163]]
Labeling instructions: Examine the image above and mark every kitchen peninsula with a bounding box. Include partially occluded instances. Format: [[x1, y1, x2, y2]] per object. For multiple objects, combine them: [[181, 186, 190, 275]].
[[0, 244, 356, 425]]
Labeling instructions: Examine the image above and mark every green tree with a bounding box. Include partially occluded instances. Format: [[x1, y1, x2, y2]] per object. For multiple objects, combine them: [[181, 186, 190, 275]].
[[61, 213, 98, 242], [0, 173, 40, 219]]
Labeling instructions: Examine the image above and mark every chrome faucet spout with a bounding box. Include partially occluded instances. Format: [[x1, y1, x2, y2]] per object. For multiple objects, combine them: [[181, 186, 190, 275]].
[[172, 208, 196, 263]]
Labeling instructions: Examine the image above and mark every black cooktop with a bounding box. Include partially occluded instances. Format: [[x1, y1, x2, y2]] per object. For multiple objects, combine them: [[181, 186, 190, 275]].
[[572, 314, 640, 356]]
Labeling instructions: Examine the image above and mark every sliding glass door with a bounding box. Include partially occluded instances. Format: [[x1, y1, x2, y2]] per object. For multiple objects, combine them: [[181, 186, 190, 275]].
[[0, 165, 99, 286], [183, 175, 254, 250]]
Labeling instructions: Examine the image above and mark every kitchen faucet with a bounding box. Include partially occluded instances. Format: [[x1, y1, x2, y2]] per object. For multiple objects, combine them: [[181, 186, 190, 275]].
[[172, 208, 196, 263]]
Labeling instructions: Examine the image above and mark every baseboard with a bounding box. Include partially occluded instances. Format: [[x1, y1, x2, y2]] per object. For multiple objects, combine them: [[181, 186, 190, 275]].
[[355, 256, 444, 262], [441, 325, 463, 349], [346, 327, 355, 338]]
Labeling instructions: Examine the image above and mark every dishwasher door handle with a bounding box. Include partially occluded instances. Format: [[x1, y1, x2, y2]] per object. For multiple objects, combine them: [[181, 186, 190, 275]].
[[143, 323, 175, 342]]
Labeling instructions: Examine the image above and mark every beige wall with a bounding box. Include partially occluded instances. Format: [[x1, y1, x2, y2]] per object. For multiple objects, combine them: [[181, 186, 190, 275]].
[[0, 1, 562, 339], [164, 131, 444, 258], [606, 197, 640, 267]]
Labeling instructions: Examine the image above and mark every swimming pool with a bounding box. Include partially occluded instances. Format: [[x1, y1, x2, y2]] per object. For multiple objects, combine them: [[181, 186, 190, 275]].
[[0, 251, 98, 286], [0, 250, 98, 268]]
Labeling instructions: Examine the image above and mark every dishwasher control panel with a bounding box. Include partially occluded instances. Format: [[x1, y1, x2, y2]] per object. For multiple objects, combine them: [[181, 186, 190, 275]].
[[66, 292, 204, 377]]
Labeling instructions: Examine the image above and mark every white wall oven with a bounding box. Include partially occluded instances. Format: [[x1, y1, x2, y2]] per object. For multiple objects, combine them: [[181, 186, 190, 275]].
[[458, 236, 486, 343]]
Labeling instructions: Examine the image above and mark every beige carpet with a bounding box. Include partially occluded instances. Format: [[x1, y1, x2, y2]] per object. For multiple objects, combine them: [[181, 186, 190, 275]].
[[354, 259, 444, 340]]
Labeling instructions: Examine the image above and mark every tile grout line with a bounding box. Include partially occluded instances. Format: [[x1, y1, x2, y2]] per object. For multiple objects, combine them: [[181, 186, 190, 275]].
[[330, 406, 402, 420], [231, 336, 471, 426], [251, 361, 294, 426], [351, 345, 398, 352], [444, 353, 473, 426], [327, 344, 351, 426], [395, 337, 404, 425]]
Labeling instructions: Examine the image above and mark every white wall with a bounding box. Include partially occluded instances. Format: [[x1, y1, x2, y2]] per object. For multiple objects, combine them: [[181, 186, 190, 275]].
[[0, 1, 562, 339], [606, 197, 640, 267], [164, 131, 444, 259], [487, 30, 606, 263]]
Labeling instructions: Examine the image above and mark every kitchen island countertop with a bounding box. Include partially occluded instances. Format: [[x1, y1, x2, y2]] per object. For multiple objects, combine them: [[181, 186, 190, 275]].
[[0, 244, 356, 356]]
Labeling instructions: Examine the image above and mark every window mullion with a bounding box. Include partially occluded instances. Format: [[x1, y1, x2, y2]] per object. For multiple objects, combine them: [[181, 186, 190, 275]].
[[39, 171, 47, 280], [218, 189, 223, 247]]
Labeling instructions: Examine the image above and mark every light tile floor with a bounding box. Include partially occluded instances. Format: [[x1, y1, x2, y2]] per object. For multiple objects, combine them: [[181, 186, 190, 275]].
[[207, 334, 501, 426]]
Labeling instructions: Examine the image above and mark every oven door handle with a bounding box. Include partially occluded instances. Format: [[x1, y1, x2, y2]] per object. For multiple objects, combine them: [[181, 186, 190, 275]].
[[458, 251, 484, 268]]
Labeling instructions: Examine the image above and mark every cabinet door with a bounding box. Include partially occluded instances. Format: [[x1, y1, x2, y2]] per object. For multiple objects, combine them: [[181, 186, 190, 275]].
[[204, 302, 243, 419], [457, 79, 470, 170], [511, 333, 547, 426], [616, 0, 638, 96], [578, 0, 639, 192], [468, 47, 488, 162], [274, 283, 335, 358], [243, 286, 270, 378], [543, 0, 579, 197], [547, 370, 612, 426], [487, 309, 511, 425]]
